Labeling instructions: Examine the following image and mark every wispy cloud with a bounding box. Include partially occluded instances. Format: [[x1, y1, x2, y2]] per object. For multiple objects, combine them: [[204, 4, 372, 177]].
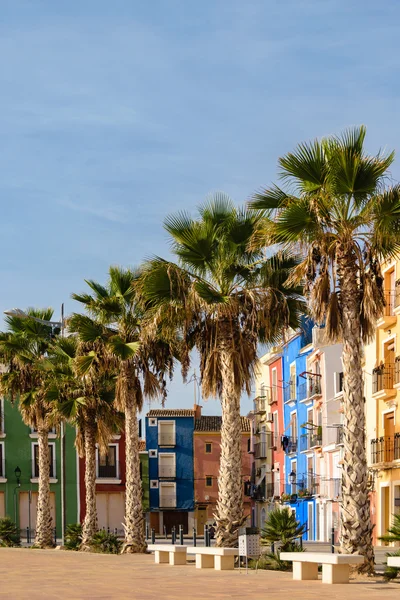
[[59, 197, 128, 223]]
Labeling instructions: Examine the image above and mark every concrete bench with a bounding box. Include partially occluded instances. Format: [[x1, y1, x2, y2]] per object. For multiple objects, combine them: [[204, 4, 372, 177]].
[[186, 547, 238, 570], [387, 556, 400, 567], [147, 544, 187, 566], [280, 552, 364, 584]]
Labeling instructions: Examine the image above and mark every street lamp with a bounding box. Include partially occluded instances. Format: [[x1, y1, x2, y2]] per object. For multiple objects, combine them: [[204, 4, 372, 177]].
[[289, 470, 296, 486], [4, 305, 66, 545], [14, 466, 21, 523], [14, 466, 21, 485]]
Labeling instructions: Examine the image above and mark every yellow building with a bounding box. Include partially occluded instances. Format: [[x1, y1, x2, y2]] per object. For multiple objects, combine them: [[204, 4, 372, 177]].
[[365, 259, 400, 544]]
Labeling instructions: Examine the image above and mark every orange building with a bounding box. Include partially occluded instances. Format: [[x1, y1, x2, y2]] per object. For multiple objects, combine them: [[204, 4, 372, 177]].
[[193, 415, 252, 534]]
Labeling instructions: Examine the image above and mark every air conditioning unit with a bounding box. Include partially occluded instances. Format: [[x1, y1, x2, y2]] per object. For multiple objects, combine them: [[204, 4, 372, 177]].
[[266, 413, 273, 422]]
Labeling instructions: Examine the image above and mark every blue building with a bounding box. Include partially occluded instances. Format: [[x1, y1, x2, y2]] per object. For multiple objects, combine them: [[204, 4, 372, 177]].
[[281, 322, 320, 540], [146, 407, 199, 535]]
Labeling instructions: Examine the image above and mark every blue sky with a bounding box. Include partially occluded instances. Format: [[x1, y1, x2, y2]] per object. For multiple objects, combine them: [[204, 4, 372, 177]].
[[1, 0, 399, 415]]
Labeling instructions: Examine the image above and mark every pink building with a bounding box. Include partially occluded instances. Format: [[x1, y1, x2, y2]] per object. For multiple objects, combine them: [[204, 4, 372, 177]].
[[193, 415, 251, 534]]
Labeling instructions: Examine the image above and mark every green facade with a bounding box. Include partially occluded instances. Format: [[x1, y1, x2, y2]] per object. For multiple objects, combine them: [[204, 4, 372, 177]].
[[139, 451, 149, 512], [0, 399, 78, 539]]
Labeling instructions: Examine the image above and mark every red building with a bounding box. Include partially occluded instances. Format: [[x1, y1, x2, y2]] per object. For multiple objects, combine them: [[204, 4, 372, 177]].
[[193, 415, 252, 534], [78, 435, 148, 533]]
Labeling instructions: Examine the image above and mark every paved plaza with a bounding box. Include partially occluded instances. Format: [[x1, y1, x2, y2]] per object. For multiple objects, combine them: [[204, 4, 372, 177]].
[[0, 548, 399, 599]]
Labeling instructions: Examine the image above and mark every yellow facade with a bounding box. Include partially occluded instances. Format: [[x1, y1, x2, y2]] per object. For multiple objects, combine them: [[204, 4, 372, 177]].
[[365, 259, 400, 544]]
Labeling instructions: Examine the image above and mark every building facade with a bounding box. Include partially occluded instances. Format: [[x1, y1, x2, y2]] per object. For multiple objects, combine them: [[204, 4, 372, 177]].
[[78, 433, 149, 534], [146, 407, 199, 535], [193, 415, 251, 534], [366, 258, 400, 544], [0, 398, 78, 540]]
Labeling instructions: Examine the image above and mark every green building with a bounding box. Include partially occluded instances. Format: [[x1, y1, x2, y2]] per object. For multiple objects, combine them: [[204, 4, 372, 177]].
[[0, 398, 78, 540], [0, 399, 149, 540]]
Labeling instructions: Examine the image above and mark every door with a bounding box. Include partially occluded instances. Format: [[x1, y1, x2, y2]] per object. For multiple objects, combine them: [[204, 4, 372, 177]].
[[382, 486, 390, 540], [150, 512, 160, 533], [307, 502, 314, 541], [0, 492, 4, 518], [19, 491, 56, 533], [96, 492, 125, 533], [162, 511, 188, 534], [196, 507, 207, 535]]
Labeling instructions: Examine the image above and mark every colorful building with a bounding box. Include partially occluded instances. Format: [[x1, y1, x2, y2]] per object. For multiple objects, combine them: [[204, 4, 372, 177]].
[[0, 398, 78, 540], [146, 407, 199, 535], [78, 433, 149, 534], [365, 258, 400, 544], [193, 415, 251, 534], [250, 346, 284, 530]]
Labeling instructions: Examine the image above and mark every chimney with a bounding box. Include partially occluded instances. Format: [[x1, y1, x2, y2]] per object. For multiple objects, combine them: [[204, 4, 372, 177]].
[[194, 403, 202, 419]]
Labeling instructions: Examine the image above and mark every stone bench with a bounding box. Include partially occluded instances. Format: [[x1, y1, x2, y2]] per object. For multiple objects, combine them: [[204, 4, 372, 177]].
[[387, 556, 400, 567], [186, 547, 238, 570], [280, 552, 364, 584], [147, 544, 187, 566]]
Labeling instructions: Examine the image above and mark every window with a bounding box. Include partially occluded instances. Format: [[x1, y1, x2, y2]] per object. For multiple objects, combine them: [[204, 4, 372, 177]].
[[150, 480, 159, 489], [272, 412, 279, 447], [205, 442, 212, 454], [271, 369, 278, 402], [158, 421, 176, 446], [30, 426, 56, 438], [0, 398, 4, 434], [289, 363, 296, 400], [334, 372, 344, 396], [33, 444, 55, 478], [307, 456, 314, 492], [149, 449, 158, 458], [149, 418, 157, 427], [158, 453, 176, 478], [260, 382, 266, 397], [159, 482, 176, 508], [290, 412, 297, 441], [98, 446, 118, 479], [205, 476, 213, 487]]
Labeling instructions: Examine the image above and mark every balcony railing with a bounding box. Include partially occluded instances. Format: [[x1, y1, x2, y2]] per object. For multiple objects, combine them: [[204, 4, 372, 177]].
[[281, 436, 297, 454], [159, 494, 176, 508], [308, 377, 321, 397], [371, 435, 400, 463], [284, 385, 296, 403], [372, 362, 395, 394], [98, 462, 119, 479], [158, 465, 176, 478], [382, 290, 396, 316], [255, 396, 267, 413], [300, 432, 322, 452], [158, 433, 176, 446], [336, 426, 344, 445], [254, 442, 268, 459], [298, 382, 307, 401]]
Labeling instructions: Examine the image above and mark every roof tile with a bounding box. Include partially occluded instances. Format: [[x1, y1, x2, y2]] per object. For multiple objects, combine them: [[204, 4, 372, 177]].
[[194, 416, 250, 433]]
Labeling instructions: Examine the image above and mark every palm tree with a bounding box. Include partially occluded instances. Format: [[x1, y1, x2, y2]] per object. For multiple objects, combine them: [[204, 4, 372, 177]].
[[0, 309, 58, 548], [47, 336, 122, 549], [70, 267, 175, 553], [138, 194, 304, 546], [261, 507, 307, 551], [249, 126, 400, 573]]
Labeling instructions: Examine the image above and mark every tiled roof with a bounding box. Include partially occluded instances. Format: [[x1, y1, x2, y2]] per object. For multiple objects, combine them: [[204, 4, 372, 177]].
[[194, 416, 251, 433], [147, 409, 196, 417], [138, 440, 146, 452]]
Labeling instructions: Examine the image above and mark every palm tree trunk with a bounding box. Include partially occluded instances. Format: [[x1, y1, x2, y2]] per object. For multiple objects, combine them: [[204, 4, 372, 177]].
[[339, 253, 374, 574], [122, 389, 146, 553], [34, 427, 54, 548], [81, 419, 97, 550], [215, 344, 245, 547]]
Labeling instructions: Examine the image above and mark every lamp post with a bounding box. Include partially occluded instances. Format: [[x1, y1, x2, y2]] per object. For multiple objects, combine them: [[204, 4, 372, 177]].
[[4, 306, 66, 545], [289, 470, 296, 492], [13, 466, 21, 524]]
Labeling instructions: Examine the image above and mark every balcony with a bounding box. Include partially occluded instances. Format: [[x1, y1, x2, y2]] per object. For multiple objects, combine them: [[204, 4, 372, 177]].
[[371, 434, 400, 464], [300, 432, 322, 452], [159, 494, 176, 508], [254, 395, 268, 414], [281, 436, 298, 454], [372, 362, 397, 400], [158, 433, 176, 447], [97, 461, 119, 479], [254, 442, 268, 459], [284, 385, 296, 405], [158, 465, 176, 478], [376, 291, 397, 329], [336, 426, 344, 445]]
